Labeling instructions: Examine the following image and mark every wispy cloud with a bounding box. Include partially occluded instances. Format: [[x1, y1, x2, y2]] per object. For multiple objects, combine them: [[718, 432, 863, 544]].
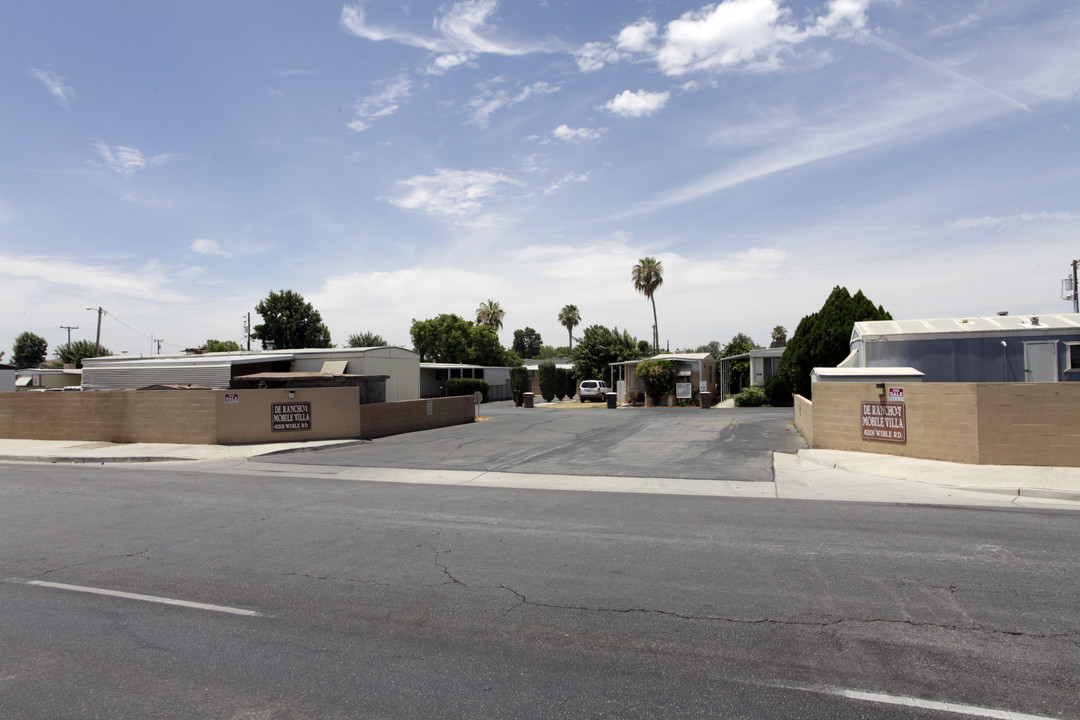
[[29, 68, 74, 108], [543, 172, 589, 196], [953, 211, 1076, 230], [94, 142, 178, 175], [190, 239, 232, 257], [603, 89, 669, 118], [341, 0, 564, 70], [468, 79, 559, 127], [388, 168, 521, 223], [348, 74, 412, 132], [0, 255, 190, 302]]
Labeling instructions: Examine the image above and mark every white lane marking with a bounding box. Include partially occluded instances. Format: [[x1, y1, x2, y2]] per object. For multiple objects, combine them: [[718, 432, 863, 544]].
[[842, 689, 1063, 720], [17, 579, 263, 617]]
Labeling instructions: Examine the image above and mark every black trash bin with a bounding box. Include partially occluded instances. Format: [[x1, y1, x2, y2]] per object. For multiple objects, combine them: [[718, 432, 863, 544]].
[[605, 392, 617, 409]]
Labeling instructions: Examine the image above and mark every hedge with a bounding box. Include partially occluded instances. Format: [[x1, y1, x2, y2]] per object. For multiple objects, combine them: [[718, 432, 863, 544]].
[[446, 378, 490, 402]]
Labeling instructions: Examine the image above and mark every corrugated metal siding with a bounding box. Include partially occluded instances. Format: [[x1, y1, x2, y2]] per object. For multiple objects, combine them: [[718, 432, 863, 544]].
[[83, 363, 233, 390], [352, 355, 419, 401]]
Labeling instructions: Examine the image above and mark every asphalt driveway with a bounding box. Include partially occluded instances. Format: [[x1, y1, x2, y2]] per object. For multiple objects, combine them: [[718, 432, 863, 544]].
[[256, 402, 806, 482]]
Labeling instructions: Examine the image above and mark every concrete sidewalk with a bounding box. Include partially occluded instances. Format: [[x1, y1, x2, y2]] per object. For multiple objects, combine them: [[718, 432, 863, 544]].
[[0, 439, 1077, 510]]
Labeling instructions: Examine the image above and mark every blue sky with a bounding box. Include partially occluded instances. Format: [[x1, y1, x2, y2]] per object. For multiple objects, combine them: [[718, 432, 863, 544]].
[[2, 0, 1078, 358]]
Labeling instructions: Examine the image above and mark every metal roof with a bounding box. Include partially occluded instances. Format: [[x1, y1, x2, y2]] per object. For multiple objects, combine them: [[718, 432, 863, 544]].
[[852, 313, 1080, 342]]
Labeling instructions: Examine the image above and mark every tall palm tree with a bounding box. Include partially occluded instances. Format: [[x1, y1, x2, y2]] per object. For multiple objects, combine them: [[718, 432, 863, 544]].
[[631, 257, 664, 353], [475, 299, 505, 332], [557, 304, 580, 351]]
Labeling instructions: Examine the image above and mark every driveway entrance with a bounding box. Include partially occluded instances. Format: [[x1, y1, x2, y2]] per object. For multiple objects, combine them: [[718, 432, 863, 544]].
[[256, 402, 806, 482]]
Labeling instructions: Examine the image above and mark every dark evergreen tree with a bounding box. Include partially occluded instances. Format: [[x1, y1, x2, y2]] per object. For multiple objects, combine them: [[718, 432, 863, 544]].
[[778, 286, 892, 399], [538, 361, 557, 402]]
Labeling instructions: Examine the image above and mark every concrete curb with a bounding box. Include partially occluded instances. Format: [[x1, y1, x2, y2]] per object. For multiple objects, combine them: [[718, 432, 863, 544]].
[[0, 455, 194, 464], [795, 450, 1080, 502]]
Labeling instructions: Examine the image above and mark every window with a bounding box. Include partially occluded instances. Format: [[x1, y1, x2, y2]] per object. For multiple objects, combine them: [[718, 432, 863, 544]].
[[1068, 343, 1080, 371]]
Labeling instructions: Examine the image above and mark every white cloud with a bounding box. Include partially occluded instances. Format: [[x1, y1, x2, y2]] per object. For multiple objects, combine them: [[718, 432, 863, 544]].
[[550, 125, 602, 143], [30, 68, 74, 108], [617, 19, 659, 53], [349, 74, 412, 131], [468, 80, 559, 127], [190, 239, 231, 257], [95, 143, 147, 175], [543, 172, 589, 196], [426, 52, 476, 75], [94, 142, 177, 175], [341, 1, 563, 60], [603, 89, 670, 118], [388, 168, 521, 221], [574, 41, 627, 72], [579, 0, 870, 75]]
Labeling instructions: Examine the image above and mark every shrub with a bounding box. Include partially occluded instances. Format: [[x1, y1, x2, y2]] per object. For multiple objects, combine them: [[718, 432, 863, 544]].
[[635, 358, 677, 403], [763, 374, 793, 407], [446, 378, 490, 402], [733, 386, 766, 407], [510, 366, 530, 392], [538, 361, 557, 403]]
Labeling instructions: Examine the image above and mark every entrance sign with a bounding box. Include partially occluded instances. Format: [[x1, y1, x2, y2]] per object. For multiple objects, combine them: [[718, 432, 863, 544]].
[[271, 402, 311, 432], [861, 401, 906, 443]]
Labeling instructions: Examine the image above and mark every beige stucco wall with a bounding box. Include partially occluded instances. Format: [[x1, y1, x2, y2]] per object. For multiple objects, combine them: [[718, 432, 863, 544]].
[[0, 390, 218, 444], [799, 382, 1080, 466], [358, 396, 474, 439], [0, 388, 474, 445]]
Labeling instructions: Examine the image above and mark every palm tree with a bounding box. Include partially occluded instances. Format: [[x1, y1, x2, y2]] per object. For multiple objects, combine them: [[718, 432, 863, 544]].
[[558, 304, 580, 351], [631, 257, 664, 353], [475, 299, 505, 332]]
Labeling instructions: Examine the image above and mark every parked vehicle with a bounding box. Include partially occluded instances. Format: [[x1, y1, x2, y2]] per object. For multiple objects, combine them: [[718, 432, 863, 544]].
[[578, 379, 611, 403]]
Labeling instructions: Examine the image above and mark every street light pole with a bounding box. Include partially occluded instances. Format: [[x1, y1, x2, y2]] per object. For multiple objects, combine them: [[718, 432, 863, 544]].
[[85, 307, 104, 356]]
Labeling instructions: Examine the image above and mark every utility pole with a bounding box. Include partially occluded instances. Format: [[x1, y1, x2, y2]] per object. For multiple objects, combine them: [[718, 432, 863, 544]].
[[1063, 261, 1079, 313], [244, 312, 251, 351], [1073, 260, 1078, 314], [155, 338, 165, 355], [85, 307, 104, 355], [59, 325, 78, 345]]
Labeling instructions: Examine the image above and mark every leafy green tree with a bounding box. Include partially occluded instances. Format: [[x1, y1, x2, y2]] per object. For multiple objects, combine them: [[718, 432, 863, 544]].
[[778, 286, 892, 399], [410, 314, 517, 366], [632, 257, 664, 353], [411, 314, 472, 362], [557, 304, 580, 351], [201, 339, 242, 353], [693, 341, 723, 358], [55, 340, 112, 368], [571, 325, 643, 383], [536, 345, 570, 359], [721, 333, 758, 394], [770, 325, 787, 348], [475, 299, 505, 332], [511, 327, 543, 359], [252, 290, 332, 349], [12, 331, 48, 369], [346, 332, 387, 348]]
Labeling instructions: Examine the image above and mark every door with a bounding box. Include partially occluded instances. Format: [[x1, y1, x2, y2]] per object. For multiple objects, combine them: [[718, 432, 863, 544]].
[[1023, 341, 1058, 382]]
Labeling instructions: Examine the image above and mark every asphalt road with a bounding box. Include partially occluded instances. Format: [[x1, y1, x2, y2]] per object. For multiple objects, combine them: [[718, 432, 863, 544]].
[[1, 461, 1077, 719], [256, 402, 806, 481]]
